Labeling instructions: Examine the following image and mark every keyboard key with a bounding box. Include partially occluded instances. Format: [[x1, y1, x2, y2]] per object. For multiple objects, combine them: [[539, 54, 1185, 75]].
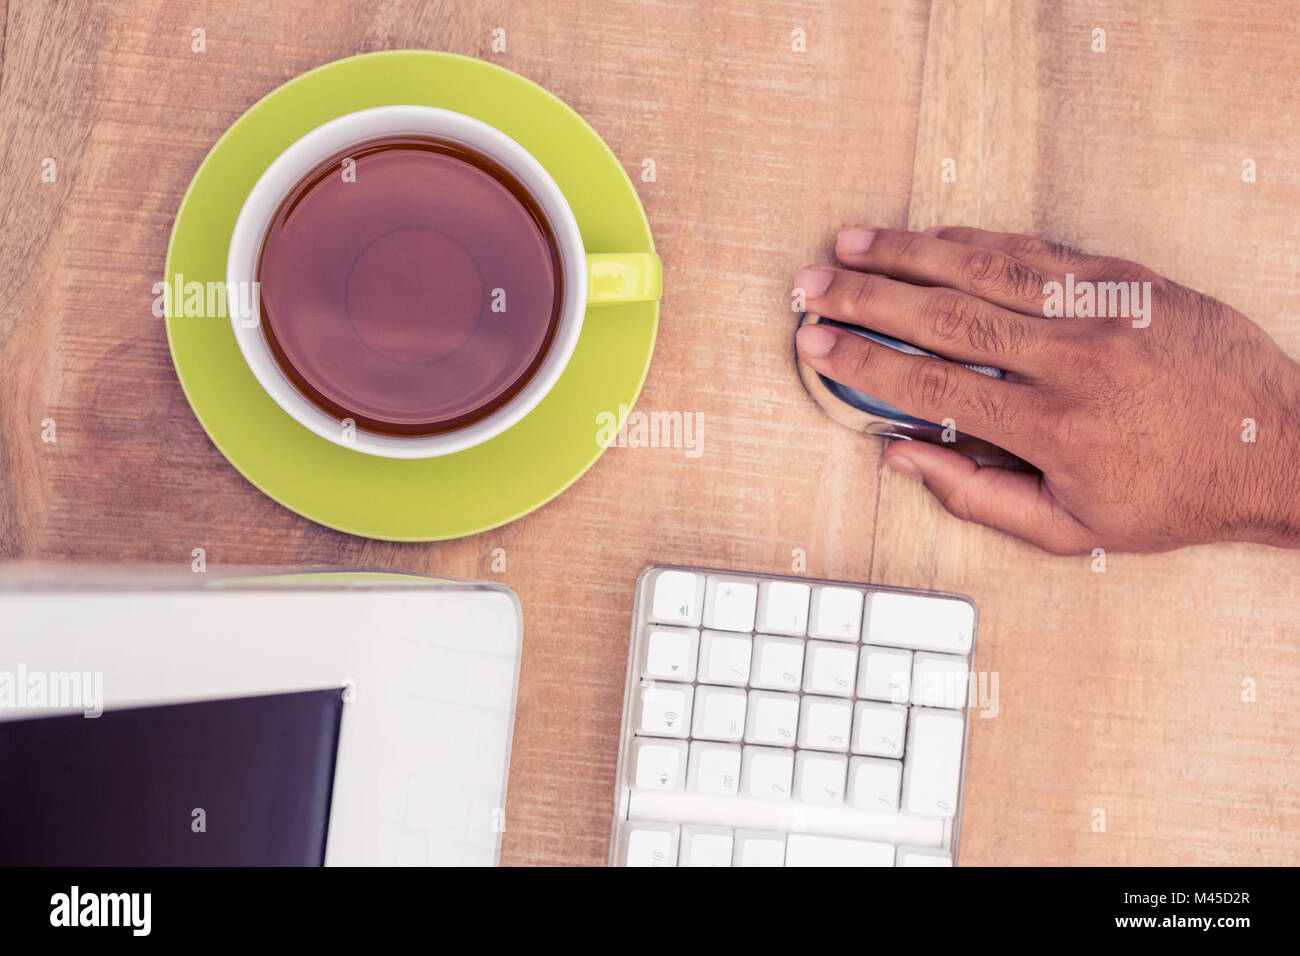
[[648, 569, 704, 627], [698, 629, 753, 686], [624, 788, 949, 850], [692, 685, 747, 741], [687, 741, 741, 796], [902, 708, 965, 818], [702, 575, 758, 632], [798, 695, 853, 751], [745, 690, 800, 746], [858, 645, 912, 703], [750, 635, 804, 690], [847, 756, 902, 811], [756, 579, 810, 636], [638, 680, 693, 738], [911, 652, 970, 710], [632, 737, 688, 791], [785, 834, 894, 867], [733, 829, 787, 866], [624, 822, 679, 866], [851, 700, 907, 758], [803, 640, 858, 696], [863, 592, 974, 654], [794, 751, 848, 804], [809, 586, 864, 641], [680, 825, 733, 866], [896, 844, 953, 866], [740, 745, 794, 800], [643, 626, 699, 681]]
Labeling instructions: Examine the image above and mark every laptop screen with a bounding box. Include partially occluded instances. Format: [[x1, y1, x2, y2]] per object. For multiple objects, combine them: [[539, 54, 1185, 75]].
[[0, 688, 344, 866]]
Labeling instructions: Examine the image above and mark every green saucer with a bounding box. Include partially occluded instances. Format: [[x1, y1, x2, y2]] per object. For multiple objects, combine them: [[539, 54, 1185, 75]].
[[164, 51, 658, 541]]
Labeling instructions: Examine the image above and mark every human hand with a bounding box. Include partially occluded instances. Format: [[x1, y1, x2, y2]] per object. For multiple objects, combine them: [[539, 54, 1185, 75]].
[[793, 226, 1300, 554]]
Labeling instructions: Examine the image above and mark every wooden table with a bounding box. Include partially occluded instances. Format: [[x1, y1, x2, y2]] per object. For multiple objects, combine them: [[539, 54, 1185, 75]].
[[2, 0, 1297, 865]]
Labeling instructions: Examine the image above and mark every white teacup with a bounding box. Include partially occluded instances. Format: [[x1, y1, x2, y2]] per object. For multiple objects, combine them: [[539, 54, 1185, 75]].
[[227, 105, 661, 459]]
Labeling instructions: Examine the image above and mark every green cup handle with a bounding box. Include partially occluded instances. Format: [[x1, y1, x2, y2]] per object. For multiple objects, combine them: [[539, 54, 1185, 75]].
[[586, 253, 663, 305]]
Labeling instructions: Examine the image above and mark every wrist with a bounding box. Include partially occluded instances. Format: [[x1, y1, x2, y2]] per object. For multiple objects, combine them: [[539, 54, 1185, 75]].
[[1240, 360, 1300, 548]]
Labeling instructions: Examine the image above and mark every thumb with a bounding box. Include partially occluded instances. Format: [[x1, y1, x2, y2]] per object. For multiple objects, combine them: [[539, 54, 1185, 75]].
[[883, 441, 1092, 555]]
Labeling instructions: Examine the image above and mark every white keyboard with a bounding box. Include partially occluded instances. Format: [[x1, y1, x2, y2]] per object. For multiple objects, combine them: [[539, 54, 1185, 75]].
[[609, 566, 977, 867]]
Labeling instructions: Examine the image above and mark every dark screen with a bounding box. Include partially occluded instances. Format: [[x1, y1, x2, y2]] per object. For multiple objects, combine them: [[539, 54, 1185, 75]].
[[0, 688, 343, 866]]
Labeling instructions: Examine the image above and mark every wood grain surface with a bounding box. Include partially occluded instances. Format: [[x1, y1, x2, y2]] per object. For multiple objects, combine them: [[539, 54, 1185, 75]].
[[1, 0, 1296, 865]]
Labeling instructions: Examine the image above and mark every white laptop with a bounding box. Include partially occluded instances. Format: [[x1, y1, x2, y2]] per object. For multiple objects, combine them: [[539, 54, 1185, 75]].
[[0, 564, 521, 866]]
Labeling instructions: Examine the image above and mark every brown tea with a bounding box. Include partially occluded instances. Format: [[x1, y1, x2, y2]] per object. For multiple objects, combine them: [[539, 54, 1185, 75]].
[[256, 136, 563, 436]]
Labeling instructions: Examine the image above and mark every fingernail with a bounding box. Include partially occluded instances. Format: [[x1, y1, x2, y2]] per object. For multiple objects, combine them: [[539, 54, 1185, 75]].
[[796, 323, 837, 358], [885, 451, 923, 480], [836, 226, 877, 255], [793, 266, 834, 299]]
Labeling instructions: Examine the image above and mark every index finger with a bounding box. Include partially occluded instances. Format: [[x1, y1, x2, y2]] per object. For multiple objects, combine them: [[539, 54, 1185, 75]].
[[834, 226, 1062, 317], [924, 226, 1163, 286]]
